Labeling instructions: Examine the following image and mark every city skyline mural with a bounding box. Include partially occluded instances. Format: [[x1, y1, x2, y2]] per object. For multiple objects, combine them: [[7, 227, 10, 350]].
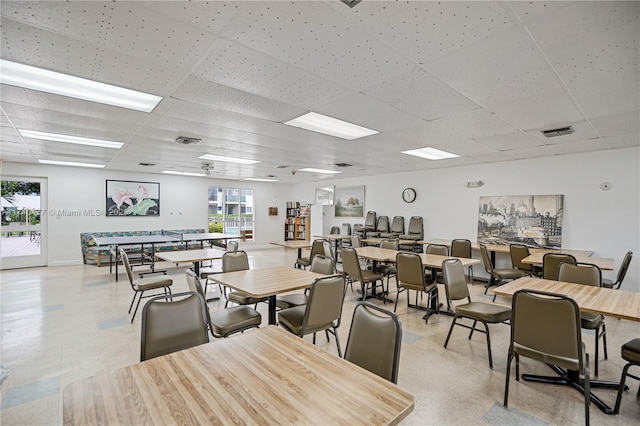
[[477, 194, 564, 248]]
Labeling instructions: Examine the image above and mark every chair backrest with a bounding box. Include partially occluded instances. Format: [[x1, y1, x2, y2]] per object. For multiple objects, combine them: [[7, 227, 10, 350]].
[[479, 244, 495, 275], [310, 254, 335, 274], [442, 258, 470, 303], [341, 248, 363, 282], [310, 239, 327, 262], [119, 249, 135, 288], [379, 239, 399, 251], [185, 269, 206, 297], [344, 302, 402, 384], [302, 275, 347, 333], [364, 211, 377, 229], [330, 226, 340, 234], [542, 253, 577, 280], [450, 239, 471, 258], [341, 223, 351, 235], [376, 216, 390, 233], [426, 244, 448, 256], [350, 235, 362, 248], [226, 240, 239, 252], [396, 252, 426, 289], [510, 244, 533, 272], [510, 289, 583, 372], [222, 250, 250, 272], [615, 251, 633, 287], [140, 291, 209, 361], [406, 216, 423, 238], [390, 216, 405, 234], [558, 263, 602, 287]]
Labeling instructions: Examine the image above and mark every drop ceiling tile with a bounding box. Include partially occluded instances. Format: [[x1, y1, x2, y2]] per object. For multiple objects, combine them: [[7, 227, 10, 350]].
[[506, 1, 572, 22], [428, 108, 522, 140], [143, 115, 253, 143], [143, 1, 242, 35], [474, 131, 543, 151], [590, 110, 640, 138], [468, 151, 517, 163], [568, 70, 640, 119]]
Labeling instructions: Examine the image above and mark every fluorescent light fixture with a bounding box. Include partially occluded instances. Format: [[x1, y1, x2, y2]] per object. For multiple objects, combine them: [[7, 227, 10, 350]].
[[19, 129, 124, 149], [38, 159, 105, 168], [245, 178, 278, 182], [402, 147, 459, 160], [198, 154, 261, 165], [298, 168, 342, 174], [161, 170, 207, 177], [283, 112, 379, 140], [0, 59, 162, 112]]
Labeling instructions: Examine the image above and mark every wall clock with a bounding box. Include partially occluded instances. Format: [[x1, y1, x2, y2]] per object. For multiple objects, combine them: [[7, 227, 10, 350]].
[[402, 187, 416, 203]]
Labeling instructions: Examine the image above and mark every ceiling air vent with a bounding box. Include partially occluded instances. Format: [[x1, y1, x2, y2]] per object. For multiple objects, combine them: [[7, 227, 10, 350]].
[[138, 162, 156, 167], [542, 126, 574, 138], [341, 0, 363, 8], [335, 162, 353, 167], [175, 136, 201, 145]]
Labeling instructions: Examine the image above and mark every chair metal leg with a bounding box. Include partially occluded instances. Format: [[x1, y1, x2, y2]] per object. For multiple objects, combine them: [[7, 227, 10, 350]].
[[504, 351, 515, 406], [128, 292, 139, 314], [333, 325, 342, 358], [484, 321, 493, 369], [444, 316, 458, 348], [130, 290, 145, 323]]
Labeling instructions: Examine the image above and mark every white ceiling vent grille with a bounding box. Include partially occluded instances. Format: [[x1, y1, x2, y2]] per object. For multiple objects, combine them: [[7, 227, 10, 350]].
[[175, 136, 201, 145], [542, 126, 574, 138]]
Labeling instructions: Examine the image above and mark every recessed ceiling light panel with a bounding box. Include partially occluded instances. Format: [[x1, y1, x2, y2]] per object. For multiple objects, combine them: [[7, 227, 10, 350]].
[[402, 147, 459, 160], [283, 112, 378, 140], [245, 178, 279, 182], [298, 168, 342, 174], [1, 59, 162, 112], [161, 170, 206, 177], [19, 129, 124, 149], [38, 159, 105, 168], [199, 154, 261, 165]]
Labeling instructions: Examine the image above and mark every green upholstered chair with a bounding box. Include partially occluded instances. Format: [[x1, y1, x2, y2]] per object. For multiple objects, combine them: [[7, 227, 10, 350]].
[[442, 258, 511, 369], [603, 251, 632, 289], [542, 252, 576, 280], [614, 338, 640, 414], [394, 252, 439, 322], [222, 251, 268, 309], [296, 239, 326, 270], [341, 247, 385, 303], [479, 244, 526, 301], [509, 244, 541, 277], [380, 216, 404, 238], [276, 255, 335, 310], [451, 239, 474, 283]]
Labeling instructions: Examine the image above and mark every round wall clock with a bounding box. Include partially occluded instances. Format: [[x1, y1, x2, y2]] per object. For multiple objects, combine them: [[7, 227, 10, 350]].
[[402, 187, 416, 203]]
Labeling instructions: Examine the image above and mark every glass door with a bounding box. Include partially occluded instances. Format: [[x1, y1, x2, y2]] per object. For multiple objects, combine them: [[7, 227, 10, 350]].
[[1, 177, 47, 269]]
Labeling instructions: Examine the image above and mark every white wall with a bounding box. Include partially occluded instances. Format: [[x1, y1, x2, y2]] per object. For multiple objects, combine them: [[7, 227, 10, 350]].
[[1, 162, 291, 266], [288, 147, 640, 292]]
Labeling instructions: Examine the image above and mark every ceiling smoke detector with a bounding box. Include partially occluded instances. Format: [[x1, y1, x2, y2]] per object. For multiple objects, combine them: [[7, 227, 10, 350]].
[[175, 136, 201, 145], [542, 126, 574, 138], [201, 163, 214, 175]]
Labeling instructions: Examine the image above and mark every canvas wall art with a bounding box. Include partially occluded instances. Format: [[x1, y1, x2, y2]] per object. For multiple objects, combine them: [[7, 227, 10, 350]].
[[477, 194, 564, 248], [106, 180, 160, 217], [334, 186, 364, 218]]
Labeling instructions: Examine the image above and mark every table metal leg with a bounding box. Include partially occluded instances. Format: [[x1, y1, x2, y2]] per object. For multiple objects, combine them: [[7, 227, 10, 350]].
[[268, 295, 277, 325]]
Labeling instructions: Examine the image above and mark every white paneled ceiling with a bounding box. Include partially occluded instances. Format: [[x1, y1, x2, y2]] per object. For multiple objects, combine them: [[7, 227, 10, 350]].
[[1, 1, 638, 183]]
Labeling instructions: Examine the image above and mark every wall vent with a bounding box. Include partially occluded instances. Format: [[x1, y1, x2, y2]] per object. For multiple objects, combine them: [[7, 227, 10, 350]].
[[341, 0, 363, 8], [175, 136, 201, 145], [542, 126, 574, 138]]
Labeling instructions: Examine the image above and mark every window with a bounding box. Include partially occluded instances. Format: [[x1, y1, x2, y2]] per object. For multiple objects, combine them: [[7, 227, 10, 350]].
[[208, 187, 254, 239]]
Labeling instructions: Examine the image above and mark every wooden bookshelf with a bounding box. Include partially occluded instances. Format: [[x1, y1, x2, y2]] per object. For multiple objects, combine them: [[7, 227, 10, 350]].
[[284, 202, 311, 241]]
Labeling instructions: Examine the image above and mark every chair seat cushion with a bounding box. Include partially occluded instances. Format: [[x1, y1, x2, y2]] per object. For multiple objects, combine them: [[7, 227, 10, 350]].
[[227, 291, 267, 305], [134, 275, 173, 290], [361, 270, 383, 282], [621, 338, 640, 363], [494, 268, 525, 279], [399, 281, 437, 293], [456, 302, 511, 323], [199, 267, 220, 278], [601, 278, 614, 288], [209, 306, 261, 336], [276, 293, 308, 309], [296, 257, 311, 267], [580, 312, 604, 329], [278, 305, 332, 335]]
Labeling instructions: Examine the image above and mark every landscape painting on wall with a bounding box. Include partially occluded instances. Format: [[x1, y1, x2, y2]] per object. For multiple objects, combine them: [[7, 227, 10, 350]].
[[334, 186, 364, 218], [477, 194, 564, 248], [106, 180, 160, 217]]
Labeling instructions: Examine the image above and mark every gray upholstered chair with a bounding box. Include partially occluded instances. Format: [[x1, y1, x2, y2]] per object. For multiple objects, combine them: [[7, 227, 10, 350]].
[[558, 262, 607, 377], [185, 270, 261, 338], [614, 338, 640, 414], [121, 248, 173, 323], [509, 244, 541, 277], [200, 239, 239, 297], [341, 247, 384, 302], [394, 252, 439, 322], [479, 244, 526, 301], [426, 243, 448, 283], [399, 216, 423, 252], [352, 223, 365, 238], [363, 211, 377, 234], [443, 259, 511, 368], [222, 251, 268, 308], [341, 223, 352, 236], [276, 255, 335, 310], [330, 226, 340, 234], [375, 239, 398, 293], [603, 251, 632, 289], [140, 291, 209, 361], [296, 239, 326, 270], [277, 275, 347, 356], [344, 302, 402, 384], [380, 216, 404, 238], [365, 215, 389, 238], [451, 239, 474, 283], [504, 289, 590, 424], [542, 252, 576, 280]]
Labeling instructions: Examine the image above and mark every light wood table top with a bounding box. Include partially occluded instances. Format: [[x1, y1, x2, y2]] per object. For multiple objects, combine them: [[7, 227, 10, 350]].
[[418, 253, 481, 269], [521, 252, 612, 270], [63, 326, 415, 426], [354, 247, 480, 268], [155, 248, 224, 265], [213, 265, 325, 324], [361, 238, 416, 246], [270, 240, 313, 249], [494, 277, 640, 322], [314, 234, 353, 240], [420, 239, 594, 258]]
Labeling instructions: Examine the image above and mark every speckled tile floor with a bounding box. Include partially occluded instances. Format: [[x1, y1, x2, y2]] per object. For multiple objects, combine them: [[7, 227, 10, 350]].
[[1, 247, 638, 425]]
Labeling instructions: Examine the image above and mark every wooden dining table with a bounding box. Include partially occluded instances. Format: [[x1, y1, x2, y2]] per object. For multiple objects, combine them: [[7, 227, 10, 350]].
[[155, 247, 224, 275], [63, 326, 415, 426], [270, 240, 313, 259], [211, 265, 324, 325], [494, 277, 640, 414], [521, 251, 614, 270]]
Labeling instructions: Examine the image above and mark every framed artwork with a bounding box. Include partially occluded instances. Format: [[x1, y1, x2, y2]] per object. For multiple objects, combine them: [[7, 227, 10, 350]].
[[106, 180, 160, 217], [477, 194, 564, 248], [315, 186, 335, 206], [334, 186, 364, 218]]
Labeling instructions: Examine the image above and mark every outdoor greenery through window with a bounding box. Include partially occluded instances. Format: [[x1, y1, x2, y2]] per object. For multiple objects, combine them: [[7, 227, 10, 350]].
[[208, 187, 254, 239]]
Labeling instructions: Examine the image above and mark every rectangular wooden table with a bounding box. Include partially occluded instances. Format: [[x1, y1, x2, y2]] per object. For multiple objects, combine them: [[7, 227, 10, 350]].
[[155, 248, 224, 275], [521, 252, 613, 270], [212, 265, 324, 324], [270, 240, 313, 259], [494, 276, 640, 414], [63, 326, 415, 426]]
